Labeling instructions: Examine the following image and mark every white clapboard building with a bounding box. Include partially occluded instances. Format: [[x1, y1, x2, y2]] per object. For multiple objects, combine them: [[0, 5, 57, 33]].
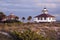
[[34, 8, 56, 23]]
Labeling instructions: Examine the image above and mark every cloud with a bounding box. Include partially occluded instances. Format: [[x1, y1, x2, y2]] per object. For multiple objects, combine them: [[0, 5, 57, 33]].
[[34, 0, 60, 3], [0, 0, 59, 9], [36, 3, 57, 8], [53, 14, 60, 17], [34, 0, 60, 8], [0, 7, 35, 12], [46, 0, 60, 2], [34, 0, 59, 8], [0, 0, 37, 8], [0, 0, 38, 12], [0, 0, 60, 20]]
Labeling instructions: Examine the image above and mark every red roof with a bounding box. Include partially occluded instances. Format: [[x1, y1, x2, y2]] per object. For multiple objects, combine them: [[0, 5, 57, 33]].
[[35, 14, 55, 18], [7, 15, 16, 18], [7, 13, 18, 18]]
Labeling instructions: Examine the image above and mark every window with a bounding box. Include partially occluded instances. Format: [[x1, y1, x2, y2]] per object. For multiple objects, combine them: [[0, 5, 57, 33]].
[[41, 17, 42, 20], [44, 17, 46, 20], [49, 17, 51, 20], [38, 17, 39, 20]]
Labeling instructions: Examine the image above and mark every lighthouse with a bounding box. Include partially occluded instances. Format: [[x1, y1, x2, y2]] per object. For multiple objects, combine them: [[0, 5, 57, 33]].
[[34, 8, 56, 23]]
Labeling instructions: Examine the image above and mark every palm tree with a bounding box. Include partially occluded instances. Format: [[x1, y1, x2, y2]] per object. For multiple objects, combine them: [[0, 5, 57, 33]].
[[27, 16, 32, 22], [22, 17, 25, 22]]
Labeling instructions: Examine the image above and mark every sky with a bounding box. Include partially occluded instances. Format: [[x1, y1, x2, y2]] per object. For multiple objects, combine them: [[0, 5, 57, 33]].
[[0, 0, 60, 20]]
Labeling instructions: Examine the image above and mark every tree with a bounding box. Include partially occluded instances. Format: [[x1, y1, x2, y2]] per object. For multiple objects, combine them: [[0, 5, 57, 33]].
[[27, 16, 32, 22], [22, 17, 25, 22], [15, 16, 19, 20], [0, 12, 6, 22], [14, 16, 20, 22]]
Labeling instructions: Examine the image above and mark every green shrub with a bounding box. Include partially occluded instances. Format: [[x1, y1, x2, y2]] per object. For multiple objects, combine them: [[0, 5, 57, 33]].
[[11, 29, 50, 40]]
